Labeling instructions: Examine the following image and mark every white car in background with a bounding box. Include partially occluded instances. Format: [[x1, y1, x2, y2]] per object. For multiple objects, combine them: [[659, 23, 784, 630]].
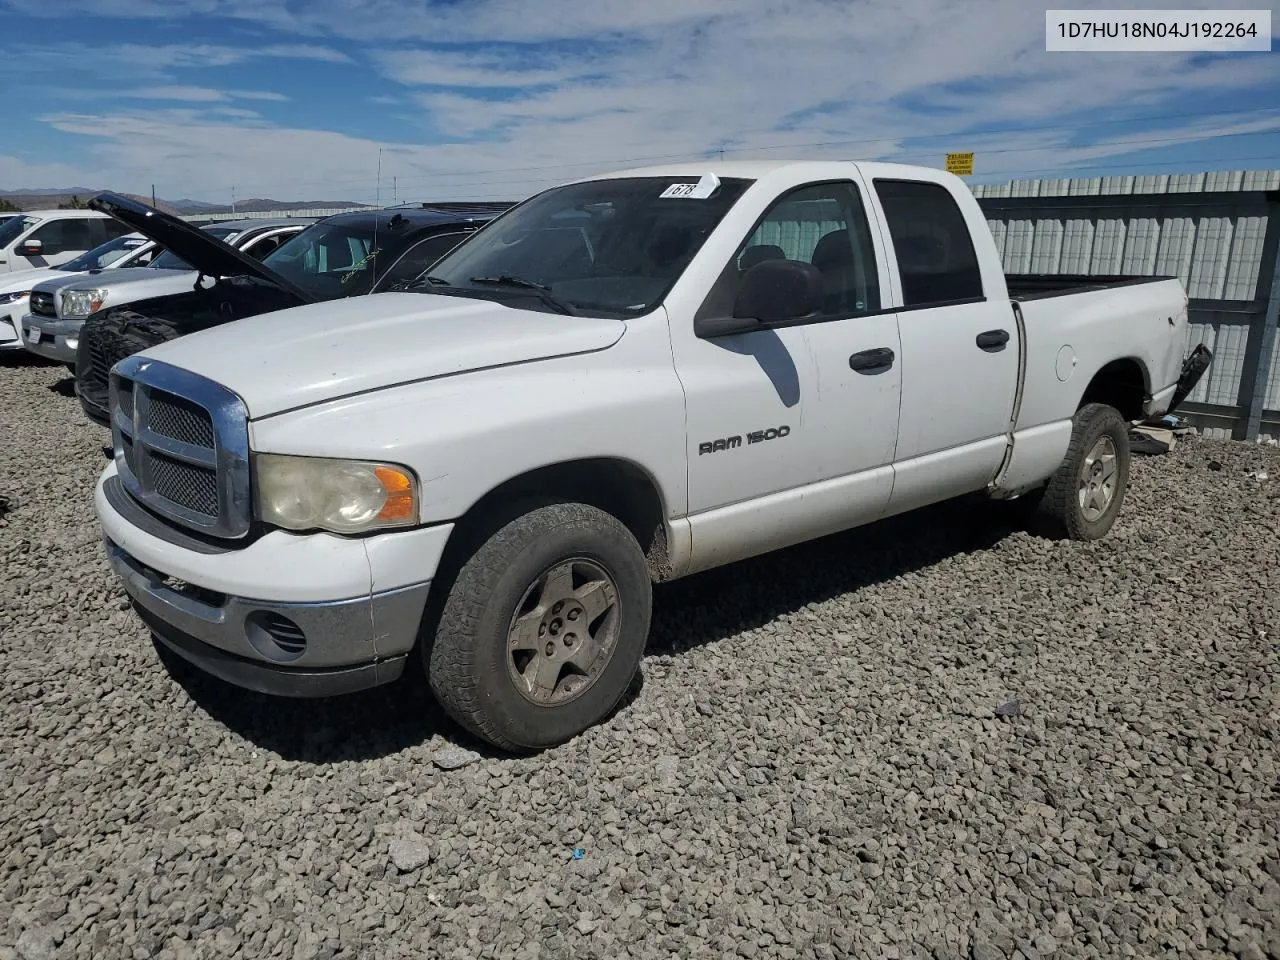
[[0, 232, 160, 357], [0, 208, 131, 274], [21, 217, 313, 368]]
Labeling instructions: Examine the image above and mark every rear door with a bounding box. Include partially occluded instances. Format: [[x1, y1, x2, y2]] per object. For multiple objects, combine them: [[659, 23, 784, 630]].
[[869, 177, 1020, 513]]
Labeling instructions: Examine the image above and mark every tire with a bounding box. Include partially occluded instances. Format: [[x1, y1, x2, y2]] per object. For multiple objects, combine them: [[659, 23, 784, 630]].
[[1035, 402, 1131, 540], [426, 502, 652, 752]]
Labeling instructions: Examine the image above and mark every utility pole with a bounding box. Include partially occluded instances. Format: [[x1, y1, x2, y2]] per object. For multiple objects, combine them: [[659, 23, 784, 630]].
[[231, 186, 236, 214], [151, 184, 156, 207]]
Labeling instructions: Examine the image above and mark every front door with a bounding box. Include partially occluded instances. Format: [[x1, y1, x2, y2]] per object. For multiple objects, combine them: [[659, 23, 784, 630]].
[[672, 178, 902, 572]]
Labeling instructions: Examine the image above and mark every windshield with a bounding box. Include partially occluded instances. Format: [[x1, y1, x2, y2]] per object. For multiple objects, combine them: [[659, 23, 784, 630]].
[[423, 176, 752, 317], [262, 221, 385, 299], [58, 234, 151, 272], [0, 215, 39, 248], [149, 226, 239, 271]]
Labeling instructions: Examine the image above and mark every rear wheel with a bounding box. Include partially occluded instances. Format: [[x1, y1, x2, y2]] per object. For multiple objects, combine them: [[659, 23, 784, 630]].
[[426, 502, 652, 752], [1035, 402, 1131, 540]]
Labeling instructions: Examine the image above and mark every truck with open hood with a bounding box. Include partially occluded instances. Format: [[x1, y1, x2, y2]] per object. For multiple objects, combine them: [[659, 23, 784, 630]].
[[71, 194, 512, 424]]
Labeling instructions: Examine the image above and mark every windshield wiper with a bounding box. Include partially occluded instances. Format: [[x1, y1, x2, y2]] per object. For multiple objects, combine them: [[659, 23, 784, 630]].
[[470, 274, 549, 291], [468, 275, 578, 315]]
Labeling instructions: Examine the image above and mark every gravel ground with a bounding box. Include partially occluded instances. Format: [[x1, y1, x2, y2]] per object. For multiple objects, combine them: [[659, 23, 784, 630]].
[[2, 355, 1278, 960]]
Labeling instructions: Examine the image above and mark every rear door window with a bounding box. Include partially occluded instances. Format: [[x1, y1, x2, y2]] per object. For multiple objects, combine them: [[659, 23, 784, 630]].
[[872, 179, 984, 307]]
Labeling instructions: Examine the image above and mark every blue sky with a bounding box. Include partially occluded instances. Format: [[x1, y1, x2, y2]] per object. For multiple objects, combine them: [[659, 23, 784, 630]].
[[0, 0, 1276, 203]]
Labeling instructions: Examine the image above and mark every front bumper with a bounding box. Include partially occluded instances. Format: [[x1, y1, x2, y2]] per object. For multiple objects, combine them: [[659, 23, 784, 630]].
[[96, 463, 454, 698], [0, 310, 24, 351], [22, 313, 81, 364], [107, 537, 426, 696]]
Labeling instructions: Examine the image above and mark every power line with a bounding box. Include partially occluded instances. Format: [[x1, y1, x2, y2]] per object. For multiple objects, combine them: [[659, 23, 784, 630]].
[[252, 127, 1280, 200], [194, 104, 1280, 198]]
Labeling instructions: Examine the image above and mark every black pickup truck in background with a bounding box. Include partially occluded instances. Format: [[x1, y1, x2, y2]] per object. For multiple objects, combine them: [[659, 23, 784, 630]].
[[75, 193, 514, 425]]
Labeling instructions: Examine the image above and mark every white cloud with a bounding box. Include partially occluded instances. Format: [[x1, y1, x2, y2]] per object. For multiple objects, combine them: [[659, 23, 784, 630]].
[[0, 40, 351, 81], [108, 85, 290, 103], [4, 0, 1277, 201]]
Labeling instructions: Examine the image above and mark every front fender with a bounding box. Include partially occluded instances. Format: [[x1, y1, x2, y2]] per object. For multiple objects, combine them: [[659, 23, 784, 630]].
[[248, 319, 690, 525]]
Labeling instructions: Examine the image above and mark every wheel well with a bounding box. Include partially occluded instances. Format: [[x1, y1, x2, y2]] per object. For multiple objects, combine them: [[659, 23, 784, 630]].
[[446, 459, 671, 581], [1079, 358, 1147, 422]]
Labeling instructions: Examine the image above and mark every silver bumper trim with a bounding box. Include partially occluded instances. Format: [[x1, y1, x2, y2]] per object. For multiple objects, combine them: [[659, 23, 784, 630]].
[[106, 537, 430, 670]]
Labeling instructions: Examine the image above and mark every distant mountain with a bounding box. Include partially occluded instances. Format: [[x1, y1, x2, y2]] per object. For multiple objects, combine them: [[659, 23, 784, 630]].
[[0, 188, 373, 216], [196, 198, 373, 214], [167, 198, 224, 214], [0, 191, 185, 215], [3, 186, 100, 196]]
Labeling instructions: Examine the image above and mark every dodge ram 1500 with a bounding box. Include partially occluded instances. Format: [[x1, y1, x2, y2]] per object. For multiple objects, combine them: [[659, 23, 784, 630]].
[[93, 160, 1210, 751]]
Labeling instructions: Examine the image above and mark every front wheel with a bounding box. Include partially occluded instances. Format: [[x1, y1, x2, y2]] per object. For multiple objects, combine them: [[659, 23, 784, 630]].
[[426, 502, 652, 752], [1035, 402, 1131, 540]]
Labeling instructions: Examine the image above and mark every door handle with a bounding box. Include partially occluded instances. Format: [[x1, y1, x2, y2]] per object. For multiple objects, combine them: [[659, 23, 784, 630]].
[[976, 329, 1010, 352], [849, 347, 895, 373]]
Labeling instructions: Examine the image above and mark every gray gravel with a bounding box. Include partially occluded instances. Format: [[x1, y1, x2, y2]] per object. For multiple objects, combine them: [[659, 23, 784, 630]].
[[2, 356, 1278, 960]]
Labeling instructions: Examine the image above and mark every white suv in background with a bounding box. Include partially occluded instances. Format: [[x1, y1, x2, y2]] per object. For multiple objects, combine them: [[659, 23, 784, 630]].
[[0, 209, 131, 274], [0, 232, 159, 356]]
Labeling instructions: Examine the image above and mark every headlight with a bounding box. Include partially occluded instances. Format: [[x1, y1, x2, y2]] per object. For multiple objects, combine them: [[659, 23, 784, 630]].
[[254, 453, 418, 534], [61, 288, 108, 319], [0, 290, 30, 305]]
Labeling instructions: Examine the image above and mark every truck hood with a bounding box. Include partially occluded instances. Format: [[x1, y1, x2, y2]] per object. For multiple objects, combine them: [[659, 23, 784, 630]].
[[37, 266, 199, 317], [25, 272, 104, 297], [42, 266, 192, 293], [140, 292, 627, 418], [89, 191, 315, 303]]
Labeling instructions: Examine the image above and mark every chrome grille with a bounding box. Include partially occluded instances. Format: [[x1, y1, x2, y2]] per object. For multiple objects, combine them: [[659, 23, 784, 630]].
[[29, 291, 56, 318], [148, 452, 219, 516], [117, 381, 133, 422], [148, 390, 216, 448], [110, 356, 251, 539]]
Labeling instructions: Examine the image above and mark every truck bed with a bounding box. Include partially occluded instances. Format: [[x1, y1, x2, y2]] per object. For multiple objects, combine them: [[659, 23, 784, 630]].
[[1005, 273, 1176, 301]]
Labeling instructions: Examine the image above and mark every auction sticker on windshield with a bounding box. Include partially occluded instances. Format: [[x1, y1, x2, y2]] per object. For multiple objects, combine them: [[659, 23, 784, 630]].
[[660, 173, 722, 199]]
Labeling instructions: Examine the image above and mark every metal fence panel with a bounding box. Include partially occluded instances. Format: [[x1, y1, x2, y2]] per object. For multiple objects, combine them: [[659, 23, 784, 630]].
[[976, 171, 1280, 440]]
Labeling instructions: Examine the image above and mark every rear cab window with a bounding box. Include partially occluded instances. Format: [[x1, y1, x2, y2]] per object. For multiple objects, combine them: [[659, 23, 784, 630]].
[[872, 179, 984, 307]]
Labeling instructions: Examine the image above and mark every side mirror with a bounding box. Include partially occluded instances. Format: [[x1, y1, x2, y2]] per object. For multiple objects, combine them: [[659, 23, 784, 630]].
[[19, 240, 42, 257], [733, 259, 821, 324], [692, 258, 824, 339]]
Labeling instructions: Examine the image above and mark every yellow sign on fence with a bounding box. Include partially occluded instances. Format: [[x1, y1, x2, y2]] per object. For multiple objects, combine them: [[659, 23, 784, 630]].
[[945, 152, 974, 176]]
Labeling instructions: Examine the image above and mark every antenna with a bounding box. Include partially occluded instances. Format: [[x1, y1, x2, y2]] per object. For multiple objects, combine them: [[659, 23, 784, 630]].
[[372, 147, 383, 283], [231, 186, 236, 214], [393, 176, 398, 205]]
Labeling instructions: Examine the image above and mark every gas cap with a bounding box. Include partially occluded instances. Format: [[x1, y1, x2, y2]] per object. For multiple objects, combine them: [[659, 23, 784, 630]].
[[1055, 345, 1078, 383]]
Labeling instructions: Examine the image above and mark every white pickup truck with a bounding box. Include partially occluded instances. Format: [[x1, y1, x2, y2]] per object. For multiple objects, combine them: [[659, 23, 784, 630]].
[[94, 160, 1210, 751]]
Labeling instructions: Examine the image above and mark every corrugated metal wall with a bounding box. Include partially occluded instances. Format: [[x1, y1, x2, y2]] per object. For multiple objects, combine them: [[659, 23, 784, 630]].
[[975, 170, 1280, 440]]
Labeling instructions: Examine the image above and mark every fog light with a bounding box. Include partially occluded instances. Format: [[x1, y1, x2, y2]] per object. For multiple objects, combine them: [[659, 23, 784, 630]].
[[245, 610, 307, 662]]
